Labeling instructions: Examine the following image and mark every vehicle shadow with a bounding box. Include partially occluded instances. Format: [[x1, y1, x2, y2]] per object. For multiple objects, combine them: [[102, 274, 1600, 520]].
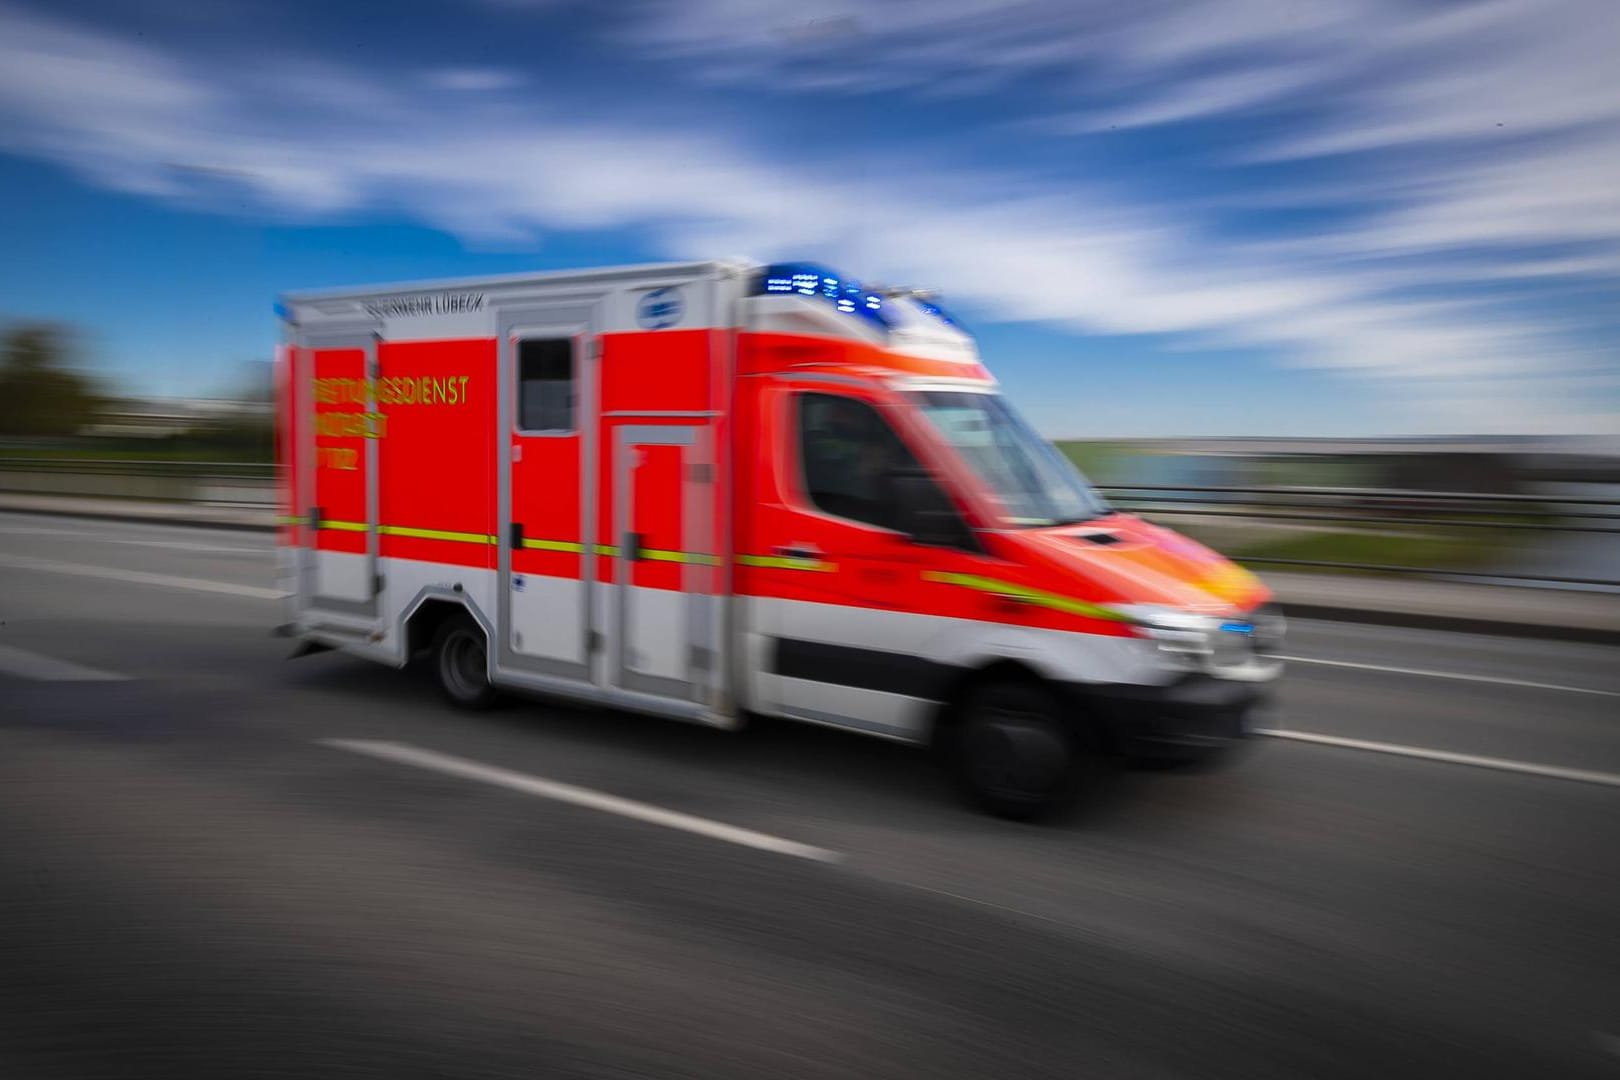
[[281, 653, 1247, 832]]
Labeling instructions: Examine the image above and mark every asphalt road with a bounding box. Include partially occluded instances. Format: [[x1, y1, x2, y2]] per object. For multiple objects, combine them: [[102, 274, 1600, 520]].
[[1, 511, 1617, 1079]]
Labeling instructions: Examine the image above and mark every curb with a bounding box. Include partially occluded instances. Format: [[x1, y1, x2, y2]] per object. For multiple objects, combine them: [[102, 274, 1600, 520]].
[[1278, 602, 1619, 647]]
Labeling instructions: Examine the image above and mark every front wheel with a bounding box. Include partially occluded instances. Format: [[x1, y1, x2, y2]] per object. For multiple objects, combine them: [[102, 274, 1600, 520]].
[[947, 681, 1090, 821], [432, 616, 499, 710]]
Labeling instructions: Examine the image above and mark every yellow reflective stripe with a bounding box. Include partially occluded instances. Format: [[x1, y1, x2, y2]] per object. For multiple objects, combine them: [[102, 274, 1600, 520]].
[[640, 548, 721, 566], [276, 514, 302, 526], [378, 525, 497, 545], [318, 519, 369, 533], [522, 540, 715, 563], [921, 571, 1131, 622], [520, 538, 586, 554], [736, 553, 836, 572]]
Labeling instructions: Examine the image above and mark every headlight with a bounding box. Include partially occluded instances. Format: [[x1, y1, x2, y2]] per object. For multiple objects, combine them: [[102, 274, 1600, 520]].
[[1107, 604, 1219, 669], [1108, 603, 1279, 675]]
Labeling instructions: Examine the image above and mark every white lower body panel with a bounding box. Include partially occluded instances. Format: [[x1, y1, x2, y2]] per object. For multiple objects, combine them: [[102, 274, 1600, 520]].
[[625, 584, 687, 682], [314, 550, 370, 602], [776, 676, 931, 742], [510, 574, 585, 664]]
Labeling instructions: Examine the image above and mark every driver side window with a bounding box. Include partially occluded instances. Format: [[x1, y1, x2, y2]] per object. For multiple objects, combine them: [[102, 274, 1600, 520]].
[[796, 393, 920, 531]]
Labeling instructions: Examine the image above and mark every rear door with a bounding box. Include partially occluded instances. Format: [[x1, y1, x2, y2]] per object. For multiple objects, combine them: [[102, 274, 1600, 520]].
[[303, 329, 379, 616]]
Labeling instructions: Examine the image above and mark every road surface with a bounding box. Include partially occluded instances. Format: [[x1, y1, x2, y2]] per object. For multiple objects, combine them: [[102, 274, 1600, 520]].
[[1, 511, 1616, 1079]]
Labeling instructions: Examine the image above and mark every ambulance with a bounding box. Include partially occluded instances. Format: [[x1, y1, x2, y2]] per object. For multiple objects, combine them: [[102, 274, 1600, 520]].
[[276, 259, 1283, 818]]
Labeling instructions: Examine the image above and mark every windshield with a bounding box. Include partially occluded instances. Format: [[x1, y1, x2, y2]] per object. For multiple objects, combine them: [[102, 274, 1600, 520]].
[[911, 391, 1111, 528]]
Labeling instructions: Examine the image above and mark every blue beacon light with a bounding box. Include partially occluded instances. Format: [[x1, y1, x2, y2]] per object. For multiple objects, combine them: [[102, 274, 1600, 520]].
[[756, 262, 891, 330]]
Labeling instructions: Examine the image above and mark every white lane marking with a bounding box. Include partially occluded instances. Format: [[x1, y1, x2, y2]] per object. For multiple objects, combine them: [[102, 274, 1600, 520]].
[[321, 739, 843, 863], [0, 643, 128, 681], [0, 554, 283, 600], [1255, 728, 1620, 788], [1279, 654, 1620, 699]]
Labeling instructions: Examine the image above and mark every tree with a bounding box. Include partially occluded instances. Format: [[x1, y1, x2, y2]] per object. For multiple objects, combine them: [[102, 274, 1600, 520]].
[[0, 325, 103, 438]]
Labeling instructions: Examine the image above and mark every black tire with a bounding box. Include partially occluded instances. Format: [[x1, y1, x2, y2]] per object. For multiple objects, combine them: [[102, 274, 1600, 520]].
[[1129, 740, 1240, 773], [432, 616, 499, 710], [948, 681, 1090, 821]]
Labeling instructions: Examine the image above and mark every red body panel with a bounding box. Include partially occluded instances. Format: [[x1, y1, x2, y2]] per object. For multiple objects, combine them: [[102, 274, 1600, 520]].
[[511, 423, 583, 579], [594, 330, 720, 587], [629, 444, 685, 591], [377, 338, 497, 569], [599, 329, 712, 413]]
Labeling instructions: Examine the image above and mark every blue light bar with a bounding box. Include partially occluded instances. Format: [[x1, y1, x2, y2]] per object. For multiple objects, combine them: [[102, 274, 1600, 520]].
[[752, 262, 892, 331]]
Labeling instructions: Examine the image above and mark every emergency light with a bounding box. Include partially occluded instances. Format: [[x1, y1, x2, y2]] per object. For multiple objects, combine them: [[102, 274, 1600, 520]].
[[752, 263, 892, 332]]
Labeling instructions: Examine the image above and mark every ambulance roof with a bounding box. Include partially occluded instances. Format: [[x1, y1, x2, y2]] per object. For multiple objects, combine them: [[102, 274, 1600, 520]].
[[745, 262, 980, 367]]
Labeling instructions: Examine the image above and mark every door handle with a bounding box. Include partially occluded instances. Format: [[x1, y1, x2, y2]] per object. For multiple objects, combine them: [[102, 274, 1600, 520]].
[[774, 543, 823, 561]]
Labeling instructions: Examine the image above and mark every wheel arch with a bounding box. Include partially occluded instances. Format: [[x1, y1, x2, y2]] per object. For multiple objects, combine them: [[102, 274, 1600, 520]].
[[401, 587, 495, 665], [928, 656, 1120, 757]]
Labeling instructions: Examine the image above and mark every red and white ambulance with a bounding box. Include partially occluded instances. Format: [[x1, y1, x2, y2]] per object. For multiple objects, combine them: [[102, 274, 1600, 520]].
[[276, 259, 1283, 817]]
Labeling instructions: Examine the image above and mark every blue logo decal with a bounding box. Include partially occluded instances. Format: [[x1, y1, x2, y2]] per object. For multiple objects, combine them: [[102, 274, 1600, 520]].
[[637, 287, 684, 330]]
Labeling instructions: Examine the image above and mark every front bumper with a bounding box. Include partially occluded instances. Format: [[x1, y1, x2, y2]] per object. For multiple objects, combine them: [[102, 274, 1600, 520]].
[[1089, 674, 1273, 761]]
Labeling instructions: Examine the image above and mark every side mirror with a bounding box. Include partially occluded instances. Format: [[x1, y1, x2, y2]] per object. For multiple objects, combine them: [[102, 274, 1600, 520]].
[[890, 468, 977, 550]]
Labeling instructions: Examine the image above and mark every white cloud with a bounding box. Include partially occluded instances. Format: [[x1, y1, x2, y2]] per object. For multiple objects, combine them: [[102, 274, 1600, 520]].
[[1053, 64, 1323, 133], [424, 67, 526, 92], [0, 0, 1614, 433]]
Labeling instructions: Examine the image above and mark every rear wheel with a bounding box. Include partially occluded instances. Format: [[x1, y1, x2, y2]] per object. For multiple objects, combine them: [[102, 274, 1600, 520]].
[[948, 681, 1088, 820], [432, 616, 499, 710]]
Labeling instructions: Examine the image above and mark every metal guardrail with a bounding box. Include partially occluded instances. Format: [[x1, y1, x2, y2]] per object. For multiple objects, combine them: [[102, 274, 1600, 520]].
[[1098, 485, 1619, 532], [0, 457, 274, 479], [1098, 484, 1620, 586], [0, 457, 275, 507]]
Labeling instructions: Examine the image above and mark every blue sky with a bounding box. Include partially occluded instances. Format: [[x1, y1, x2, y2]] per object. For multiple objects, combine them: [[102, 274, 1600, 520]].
[[1, 0, 1617, 437]]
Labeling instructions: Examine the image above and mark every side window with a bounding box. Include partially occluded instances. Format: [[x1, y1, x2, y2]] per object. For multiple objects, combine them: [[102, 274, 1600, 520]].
[[796, 393, 923, 531], [517, 338, 574, 432]]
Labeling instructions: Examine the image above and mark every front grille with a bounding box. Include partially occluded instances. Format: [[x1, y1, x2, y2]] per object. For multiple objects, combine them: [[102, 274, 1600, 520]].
[[1211, 629, 1253, 668]]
